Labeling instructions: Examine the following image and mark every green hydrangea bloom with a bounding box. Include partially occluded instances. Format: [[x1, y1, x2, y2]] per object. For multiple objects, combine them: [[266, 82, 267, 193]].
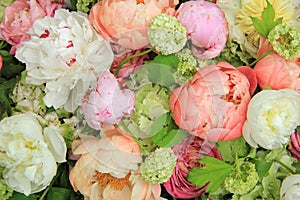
[[224, 162, 259, 195], [0, 167, 13, 200], [268, 24, 300, 59], [140, 147, 176, 184], [148, 14, 187, 55]]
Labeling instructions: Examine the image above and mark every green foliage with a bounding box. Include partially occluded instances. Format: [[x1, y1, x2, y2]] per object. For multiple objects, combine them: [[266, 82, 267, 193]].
[[188, 156, 233, 192], [250, 0, 282, 37], [151, 112, 189, 147]]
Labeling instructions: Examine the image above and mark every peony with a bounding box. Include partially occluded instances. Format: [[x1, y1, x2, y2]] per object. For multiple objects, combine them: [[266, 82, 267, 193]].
[[176, 0, 229, 59], [280, 174, 300, 200], [170, 62, 255, 142], [0, 113, 66, 196], [243, 89, 300, 149], [69, 126, 161, 200], [110, 44, 149, 80], [0, 0, 62, 54], [254, 53, 300, 93], [15, 9, 114, 112], [88, 0, 177, 50], [81, 71, 135, 130], [288, 131, 300, 161], [163, 136, 222, 199]]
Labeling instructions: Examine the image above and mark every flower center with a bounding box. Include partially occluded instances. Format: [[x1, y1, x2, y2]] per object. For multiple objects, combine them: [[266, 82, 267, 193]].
[[94, 171, 130, 190]]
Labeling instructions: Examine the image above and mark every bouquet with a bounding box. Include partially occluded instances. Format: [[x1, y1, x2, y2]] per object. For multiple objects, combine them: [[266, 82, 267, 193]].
[[0, 0, 300, 199]]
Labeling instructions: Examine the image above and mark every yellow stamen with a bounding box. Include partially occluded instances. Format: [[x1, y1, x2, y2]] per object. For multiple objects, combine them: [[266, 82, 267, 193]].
[[94, 171, 130, 190]]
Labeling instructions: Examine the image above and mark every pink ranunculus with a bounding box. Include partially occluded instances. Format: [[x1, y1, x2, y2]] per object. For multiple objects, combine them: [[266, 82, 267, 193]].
[[81, 71, 135, 130], [254, 53, 300, 93], [289, 131, 300, 161], [0, 55, 2, 70], [176, 0, 228, 60], [69, 126, 160, 200], [0, 0, 62, 54], [164, 136, 222, 199], [110, 44, 149, 80], [88, 0, 177, 50], [170, 62, 254, 142]]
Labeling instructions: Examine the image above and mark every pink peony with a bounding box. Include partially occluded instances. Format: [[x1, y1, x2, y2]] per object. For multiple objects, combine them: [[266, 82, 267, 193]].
[[110, 44, 149, 80], [0, 0, 62, 54], [164, 136, 222, 199], [176, 0, 228, 59], [88, 0, 177, 50], [69, 126, 160, 200], [81, 71, 135, 130], [170, 62, 255, 142], [254, 53, 300, 93], [289, 131, 300, 161]]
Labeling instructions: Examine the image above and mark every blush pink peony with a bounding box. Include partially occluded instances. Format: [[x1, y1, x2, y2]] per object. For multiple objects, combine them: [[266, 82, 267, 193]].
[[0, 0, 62, 54], [164, 136, 222, 199], [81, 71, 135, 130], [254, 53, 300, 93], [170, 62, 255, 142], [88, 0, 178, 50], [176, 0, 228, 59]]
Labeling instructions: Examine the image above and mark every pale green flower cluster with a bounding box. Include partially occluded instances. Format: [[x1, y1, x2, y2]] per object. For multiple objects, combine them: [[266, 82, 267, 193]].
[[140, 147, 177, 184], [0, 167, 13, 200], [176, 48, 197, 78], [76, 0, 95, 12], [268, 24, 300, 59], [0, 0, 14, 21], [148, 14, 187, 55], [224, 162, 259, 195]]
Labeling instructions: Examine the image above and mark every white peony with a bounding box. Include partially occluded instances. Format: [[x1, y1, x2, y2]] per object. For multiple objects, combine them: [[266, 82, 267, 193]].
[[280, 174, 300, 200], [0, 113, 67, 196], [243, 89, 300, 149], [15, 9, 114, 112]]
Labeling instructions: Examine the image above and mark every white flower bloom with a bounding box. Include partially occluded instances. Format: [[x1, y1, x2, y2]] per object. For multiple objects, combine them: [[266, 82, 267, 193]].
[[15, 9, 114, 112], [0, 113, 67, 196], [280, 174, 300, 200], [243, 89, 300, 149]]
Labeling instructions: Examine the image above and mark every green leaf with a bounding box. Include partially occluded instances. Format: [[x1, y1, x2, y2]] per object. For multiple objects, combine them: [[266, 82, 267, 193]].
[[250, 0, 283, 37], [296, 125, 300, 133], [152, 54, 179, 69], [47, 187, 71, 200], [187, 156, 233, 192], [252, 159, 272, 179], [10, 192, 37, 200]]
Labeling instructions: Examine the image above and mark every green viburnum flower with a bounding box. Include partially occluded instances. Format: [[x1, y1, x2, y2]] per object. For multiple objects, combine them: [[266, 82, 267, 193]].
[[268, 24, 300, 59], [224, 161, 259, 195], [175, 48, 197, 78], [76, 0, 95, 12], [148, 14, 187, 55], [0, 167, 13, 200], [140, 147, 176, 184]]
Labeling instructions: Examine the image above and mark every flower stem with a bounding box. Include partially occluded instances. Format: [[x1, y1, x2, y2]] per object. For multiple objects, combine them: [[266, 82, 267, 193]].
[[276, 159, 295, 174], [249, 50, 273, 67], [39, 163, 61, 200], [115, 47, 154, 76]]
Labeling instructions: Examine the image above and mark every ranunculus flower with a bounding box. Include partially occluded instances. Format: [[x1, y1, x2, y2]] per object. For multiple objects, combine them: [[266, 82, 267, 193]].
[[170, 62, 255, 142], [0, 113, 66, 196], [15, 9, 114, 112], [280, 174, 300, 200], [69, 126, 160, 200], [0, 0, 62, 54], [288, 131, 300, 161], [110, 44, 149, 80], [164, 136, 222, 198], [254, 53, 300, 93], [176, 0, 229, 59], [81, 71, 135, 130], [88, 0, 177, 50], [243, 89, 300, 149]]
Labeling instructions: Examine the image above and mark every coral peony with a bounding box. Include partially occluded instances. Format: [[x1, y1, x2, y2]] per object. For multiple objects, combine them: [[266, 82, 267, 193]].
[[164, 136, 222, 199], [89, 0, 177, 50], [176, 0, 228, 59], [0, 0, 62, 54], [289, 131, 300, 161], [170, 62, 255, 142], [81, 71, 135, 130], [254, 53, 300, 93]]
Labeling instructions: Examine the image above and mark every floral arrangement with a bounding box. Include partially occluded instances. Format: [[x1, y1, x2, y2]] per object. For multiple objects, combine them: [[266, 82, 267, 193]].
[[0, 0, 300, 199]]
